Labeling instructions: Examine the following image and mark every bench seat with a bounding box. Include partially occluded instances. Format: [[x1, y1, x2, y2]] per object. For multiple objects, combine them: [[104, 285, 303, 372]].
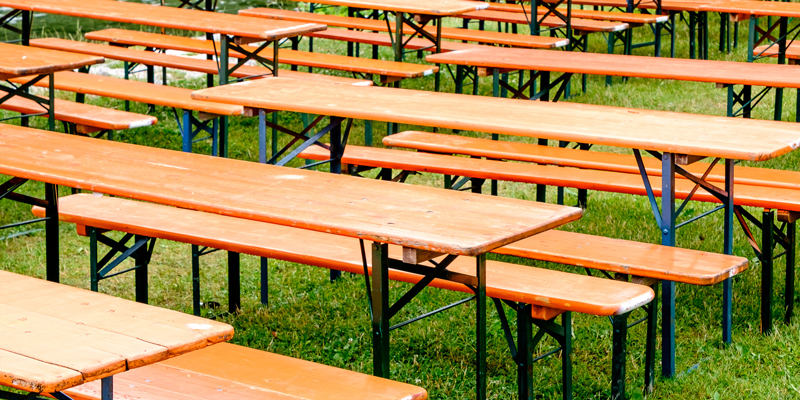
[[299, 144, 800, 213], [37, 193, 655, 319], [482, 2, 670, 24], [461, 9, 630, 33], [239, 8, 572, 49], [0, 96, 156, 134], [29, 38, 374, 86], [35, 36, 435, 81], [754, 42, 800, 60], [384, 131, 800, 191], [63, 342, 428, 400]]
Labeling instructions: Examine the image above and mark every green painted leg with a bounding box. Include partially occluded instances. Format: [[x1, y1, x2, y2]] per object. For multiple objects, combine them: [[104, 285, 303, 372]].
[[371, 242, 390, 377], [192, 244, 201, 316], [786, 222, 796, 323], [762, 210, 775, 334]]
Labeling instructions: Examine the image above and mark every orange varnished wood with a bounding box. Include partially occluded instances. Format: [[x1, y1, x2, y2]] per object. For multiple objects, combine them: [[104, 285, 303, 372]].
[[536, 0, 709, 11], [461, 10, 630, 32], [240, 8, 572, 48], [65, 343, 428, 400], [753, 42, 800, 59], [425, 46, 800, 89], [482, 2, 669, 24], [11, 71, 245, 116], [0, 271, 234, 354], [29, 39, 372, 86], [0, 349, 84, 393], [0, 42, 102, 77], [41, 36, 433, 79], [701, 1, 800, 18], [298, 145, 800, 213], [0, 270, 232, 393], [284, 0, 488, 16], [0, 0, 326, 40], [1, 125, 581, 256], [41, 194, 650, 316], [191, 77, 800, 162], [0, 96, 156, 130], [497, 231, 748, 285], [384, 131, 800, 191]]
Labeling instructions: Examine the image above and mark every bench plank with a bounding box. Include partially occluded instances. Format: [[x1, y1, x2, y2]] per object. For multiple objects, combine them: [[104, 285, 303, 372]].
[[1, 96, 157, 131], [462, 9, 630, 32], [2, 125, 581, 257], [42, 194, 653, 317], [482, 2, 670, 24], [65, 343, 428, 400], [191, 77, 800, 162], [299, 144, 800, 213], [384, 131, 800, 191], [34, 37, 433, 80], [239, 8, 571, 48], [11, 71, 245, 116]]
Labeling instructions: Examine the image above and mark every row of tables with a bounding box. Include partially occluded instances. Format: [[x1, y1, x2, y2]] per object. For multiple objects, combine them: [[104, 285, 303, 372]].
[[3, 0, 800, 398]]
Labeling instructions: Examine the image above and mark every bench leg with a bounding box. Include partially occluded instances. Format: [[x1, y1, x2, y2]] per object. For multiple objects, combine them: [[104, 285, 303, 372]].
[[192, 245, 201, 316], [787, 222, 796, 324], [371, 242, 391, 378], [644, 284, 659, 395], [560, 311, 573, 400], [476, 254, 487, 400], [45, 183, 60, 283], [516, 303, 533, 400], [762, 209, 775, 334], [261, 257, 269, 307], [134, 235, 149, 304], [182, 110, 192, 153], [101, 376, 113, 400], [228, 251, 241, 314], [611, 312, 630, 400]]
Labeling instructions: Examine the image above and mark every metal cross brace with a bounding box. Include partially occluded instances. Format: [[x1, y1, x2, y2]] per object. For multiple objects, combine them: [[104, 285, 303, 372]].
[[173, 108, 219, 155], [88, 227, 155, 304], [0, 74, 56, 130], [0, 8, 29, 44]]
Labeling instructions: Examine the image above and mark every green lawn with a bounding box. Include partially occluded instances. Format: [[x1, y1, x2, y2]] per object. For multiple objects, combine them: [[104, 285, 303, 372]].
[[2, 4, 800, 399]]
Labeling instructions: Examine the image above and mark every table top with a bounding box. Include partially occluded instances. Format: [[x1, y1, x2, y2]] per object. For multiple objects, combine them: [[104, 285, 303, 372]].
[[426, 46, 800, 89], [287, 0, 488, 16], [701, 0, 800, 17], [0, 269, 233, 394], [0, 42, 103, 78], [0, 125, 581, 256], [0, 0, 327, 40], [192, 78, 800, 162]]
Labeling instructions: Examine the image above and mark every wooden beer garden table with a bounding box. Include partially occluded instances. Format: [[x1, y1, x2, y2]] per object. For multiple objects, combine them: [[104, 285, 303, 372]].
[[0, 0, 327, 156], [0, 124, 582, 400], [0, 42, 103, 131], [0, 268, 233, 400], [191, 77, 800, 379]]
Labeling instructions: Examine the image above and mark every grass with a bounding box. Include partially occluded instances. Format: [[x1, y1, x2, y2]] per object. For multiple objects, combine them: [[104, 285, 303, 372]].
[[2, 3, 800, 399]]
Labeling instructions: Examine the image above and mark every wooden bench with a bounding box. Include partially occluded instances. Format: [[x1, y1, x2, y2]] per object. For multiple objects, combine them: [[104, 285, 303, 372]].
[[37, 193, 657, 399], [62, 342, 429, 400], [239, 8, 572, 49], [481, 1, 670, 24], [460, 9, 630, 34], [0, 96, 156, 139], [297, 143, 794, 333], [40, 34, 437, 85]]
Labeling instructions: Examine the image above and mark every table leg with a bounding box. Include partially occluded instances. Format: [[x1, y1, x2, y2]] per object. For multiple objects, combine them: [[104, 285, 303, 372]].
[[723, 159, 734, 343], [45, 183, 59, 283], [218, 36, 230, 158], [371, 242, 390, 378], [476, 254, 487, 400], [661, 153, 676, 378]]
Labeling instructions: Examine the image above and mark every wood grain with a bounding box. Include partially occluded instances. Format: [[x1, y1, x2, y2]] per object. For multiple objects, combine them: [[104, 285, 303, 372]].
[[0, 96, 156, 130], [192, 77, 800, 162], [0, 125, 581, 256]]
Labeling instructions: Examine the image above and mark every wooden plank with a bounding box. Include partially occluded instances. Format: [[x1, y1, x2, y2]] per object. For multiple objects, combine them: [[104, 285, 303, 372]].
[[0, 348, 84, 393], [29, 39, 373, 86], [66, 343, 428, 400], [0, 96, 157, 131], [34, 194, 652, 317], [191, 77, 800, 162], [298, 144, 800, 214], [0, 42, 102, 77], [461, 10, 630, 32], [482, 2, 670, 24], [0, 125, 581, 256], [0, 303, 161, 382], [402, 247, 446, 264], [286, 0, 489, 16], [36, 37, 435, 79], [0, 270, 234, 354], [425, 46, 800, 89], [11, 71, 245, 116], [383, 131, 800, 191], [702, 1, 800, 18], [240, 8, 571, 48], [0, 0, 327, 40]]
